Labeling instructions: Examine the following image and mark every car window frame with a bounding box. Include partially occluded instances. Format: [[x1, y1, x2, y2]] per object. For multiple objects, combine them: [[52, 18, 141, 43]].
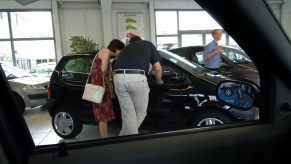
[[1, 1, 291, 164]]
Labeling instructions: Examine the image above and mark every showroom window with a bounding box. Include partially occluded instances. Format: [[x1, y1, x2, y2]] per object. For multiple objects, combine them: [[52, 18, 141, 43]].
[[155, 10, 238, 49], [0, 11, 56, 70]]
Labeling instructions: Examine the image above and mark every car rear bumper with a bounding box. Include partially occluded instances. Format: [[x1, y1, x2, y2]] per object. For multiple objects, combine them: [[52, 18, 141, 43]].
[[23, 94, 48, 107], [20, 89, 48, 108]]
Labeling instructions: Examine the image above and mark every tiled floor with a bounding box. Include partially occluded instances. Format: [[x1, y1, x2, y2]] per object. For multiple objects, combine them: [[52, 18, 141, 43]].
[[23, 107, 120, 145]]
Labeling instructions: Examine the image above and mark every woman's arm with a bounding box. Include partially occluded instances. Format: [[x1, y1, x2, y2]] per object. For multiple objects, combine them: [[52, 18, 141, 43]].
[[99, 48, 111, 74]]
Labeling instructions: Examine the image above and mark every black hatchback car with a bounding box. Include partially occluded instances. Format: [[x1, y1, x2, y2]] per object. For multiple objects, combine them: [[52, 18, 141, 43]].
[[170, 46, 260, 86], [47, 50, 259, 139]]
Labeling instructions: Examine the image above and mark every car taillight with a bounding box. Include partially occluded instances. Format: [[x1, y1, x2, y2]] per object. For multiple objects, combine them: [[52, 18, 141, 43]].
[[47, 85, 52, 98]]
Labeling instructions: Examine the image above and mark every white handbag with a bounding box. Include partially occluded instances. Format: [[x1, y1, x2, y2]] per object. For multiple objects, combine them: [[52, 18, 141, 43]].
[[82, 55, 105, 104]]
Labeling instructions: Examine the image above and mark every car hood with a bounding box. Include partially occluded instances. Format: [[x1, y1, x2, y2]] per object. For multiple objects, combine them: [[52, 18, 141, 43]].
[[195, 69, 231, 85], [236, 62, 257, 70], [9, 76, 50, 86], [159, 50, 232, 85], [220, 67, 260, 87]]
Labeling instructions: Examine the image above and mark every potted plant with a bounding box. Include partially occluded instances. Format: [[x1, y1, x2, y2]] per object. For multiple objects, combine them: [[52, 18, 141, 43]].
[[69, 36, 99, 54]]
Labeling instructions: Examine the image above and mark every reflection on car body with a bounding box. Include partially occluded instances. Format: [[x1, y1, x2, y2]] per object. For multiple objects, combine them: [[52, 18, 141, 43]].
[[170, 45, 260, 86], [0, 62, 49, 112], [217, 80, 259, 109], [46, 50, 259, 139]]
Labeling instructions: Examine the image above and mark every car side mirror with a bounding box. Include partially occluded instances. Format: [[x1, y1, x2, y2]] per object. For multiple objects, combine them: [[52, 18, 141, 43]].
[[216, 80, 259, 109]]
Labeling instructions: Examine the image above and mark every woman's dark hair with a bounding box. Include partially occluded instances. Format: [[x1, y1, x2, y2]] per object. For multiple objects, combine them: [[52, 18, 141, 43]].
[[107, 39, 125, 53], [129, 36, 142, 44]]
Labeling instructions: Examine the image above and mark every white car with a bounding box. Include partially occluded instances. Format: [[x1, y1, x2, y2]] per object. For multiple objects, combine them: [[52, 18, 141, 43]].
[[29, 62, 56, 77], [1, 63, 49, 112]]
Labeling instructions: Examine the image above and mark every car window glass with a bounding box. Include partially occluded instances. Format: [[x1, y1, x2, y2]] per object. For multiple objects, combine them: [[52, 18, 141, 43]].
[[2, 64, 31, 79], [61, 57, 92, 81], [18, 1, 262, 147], [30, 67, 36, 73], [222, 49, 252, 64], [234, 51, 252, 63], [39, 68, 44, 73], [224, 50, 236, 61], [149, 58, 191, 88], [46, 68, 53, 73], [195, 51, 205, 65]]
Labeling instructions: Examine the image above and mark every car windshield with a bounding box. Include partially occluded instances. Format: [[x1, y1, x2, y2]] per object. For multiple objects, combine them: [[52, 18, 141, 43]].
[[30, 64, 56, 74], [160, 49, 205, 72], [221, 48, 252, 64], [1, 64, 32, 79]]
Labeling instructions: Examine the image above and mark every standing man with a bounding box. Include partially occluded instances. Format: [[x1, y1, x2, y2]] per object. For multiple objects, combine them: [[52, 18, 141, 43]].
[[203, 29, 223, 71], [113, 36, 164, 136]]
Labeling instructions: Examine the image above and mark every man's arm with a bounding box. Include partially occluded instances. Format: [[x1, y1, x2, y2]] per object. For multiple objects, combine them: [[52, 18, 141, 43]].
[[203, 47, 222, 60], [152, 62, 164, 85]]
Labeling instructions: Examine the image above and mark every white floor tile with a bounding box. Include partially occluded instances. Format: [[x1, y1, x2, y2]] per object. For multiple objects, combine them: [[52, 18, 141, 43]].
[[23, 106, 119, 146]]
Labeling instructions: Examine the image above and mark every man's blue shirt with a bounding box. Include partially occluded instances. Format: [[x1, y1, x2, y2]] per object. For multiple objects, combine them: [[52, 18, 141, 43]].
[[203, 40, 221, 69]]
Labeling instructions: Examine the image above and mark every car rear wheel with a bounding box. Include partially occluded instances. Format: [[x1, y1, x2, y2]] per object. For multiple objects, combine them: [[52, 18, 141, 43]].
[[189, 110, 232, 127], [52, 108, 83, 139]]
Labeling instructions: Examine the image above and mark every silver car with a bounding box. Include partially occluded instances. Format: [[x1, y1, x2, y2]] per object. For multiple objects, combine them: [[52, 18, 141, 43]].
[[1, 63, 49, 112], [29, 62, 56, 77]]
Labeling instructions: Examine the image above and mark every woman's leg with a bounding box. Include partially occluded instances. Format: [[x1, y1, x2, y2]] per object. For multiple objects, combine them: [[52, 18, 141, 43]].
[[99, 121, 108, 138]]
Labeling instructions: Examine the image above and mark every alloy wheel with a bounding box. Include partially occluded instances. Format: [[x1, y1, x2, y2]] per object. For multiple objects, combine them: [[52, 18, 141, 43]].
[[196, 117, 224, 127], [54, 112, 74, 136]]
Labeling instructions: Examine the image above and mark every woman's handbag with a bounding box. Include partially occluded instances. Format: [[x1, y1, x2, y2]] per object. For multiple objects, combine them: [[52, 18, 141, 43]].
[[82, 56, 105, 103]]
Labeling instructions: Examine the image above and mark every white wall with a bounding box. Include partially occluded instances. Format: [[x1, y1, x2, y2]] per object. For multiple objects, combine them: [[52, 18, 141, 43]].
[[111, 2, 150, 40], [0, 0, 51, 9], [57, 2, 103, 55]]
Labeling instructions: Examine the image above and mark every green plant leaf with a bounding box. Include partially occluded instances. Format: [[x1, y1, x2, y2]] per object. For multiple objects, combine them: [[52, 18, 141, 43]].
[[69, 36, 98, 54]]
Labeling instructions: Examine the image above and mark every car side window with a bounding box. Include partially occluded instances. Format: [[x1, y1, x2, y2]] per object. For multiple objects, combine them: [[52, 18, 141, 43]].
[[2, 66, 11, 78], [39, 68, 46, 73], [30, 67, 37, 73], [46, 68, 53, 73], [163, 59, 191, 87], [224, 50, 236, 61], [234, 51, 251, 63], [222, 49, 251, 63], [61, 57, 92, 82], [195, 51, 205, 65]]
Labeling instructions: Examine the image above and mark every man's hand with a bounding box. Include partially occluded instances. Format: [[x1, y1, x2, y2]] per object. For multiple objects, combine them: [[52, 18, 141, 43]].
[[153, 62, 163, 85], [156, 79, 164, 85], [215, 47, 222, 53], [204, 47, 222, 60]]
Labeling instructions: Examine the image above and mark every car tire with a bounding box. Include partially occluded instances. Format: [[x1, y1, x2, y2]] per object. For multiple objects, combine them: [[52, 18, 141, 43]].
[[52, 108, 83, 139], [13, 93, 25, 113], [189, 110, 232, 127]]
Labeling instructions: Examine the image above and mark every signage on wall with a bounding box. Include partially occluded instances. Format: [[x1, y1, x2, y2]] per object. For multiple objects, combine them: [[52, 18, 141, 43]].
[[117, 12, 145, 44]]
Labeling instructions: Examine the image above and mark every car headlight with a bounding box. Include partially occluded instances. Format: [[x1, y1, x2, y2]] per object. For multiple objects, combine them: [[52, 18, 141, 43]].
[[22, 85, 46, 90]]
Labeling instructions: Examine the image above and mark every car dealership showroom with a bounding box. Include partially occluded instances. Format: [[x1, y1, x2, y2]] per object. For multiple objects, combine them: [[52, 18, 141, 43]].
[[0, 0, 290, 147]]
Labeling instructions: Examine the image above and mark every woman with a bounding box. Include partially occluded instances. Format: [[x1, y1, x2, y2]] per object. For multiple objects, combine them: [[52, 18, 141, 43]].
[[91, 39, 125, 138]]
